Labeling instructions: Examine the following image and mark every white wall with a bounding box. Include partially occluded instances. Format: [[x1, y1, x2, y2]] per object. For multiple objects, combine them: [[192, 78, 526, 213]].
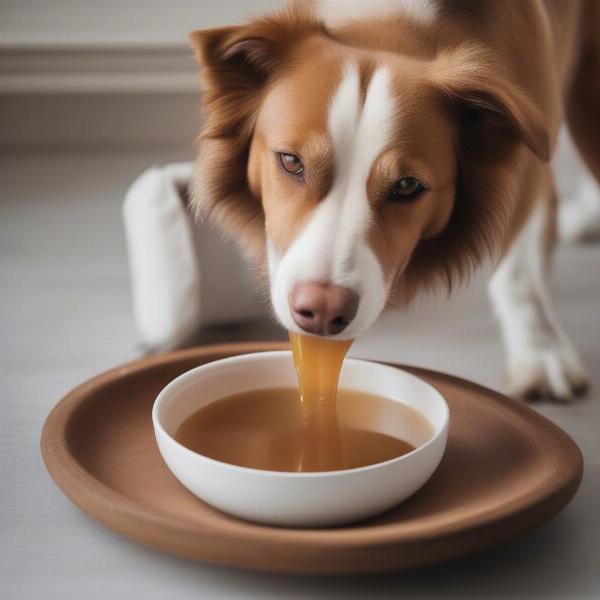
[[0, 0, 283, 47], [0, 0, 285, 148]]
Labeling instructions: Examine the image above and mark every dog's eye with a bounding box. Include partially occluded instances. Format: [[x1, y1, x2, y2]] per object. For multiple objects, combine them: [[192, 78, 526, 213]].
[[279, 152, 304, 176], [388, 177, 427, 202]]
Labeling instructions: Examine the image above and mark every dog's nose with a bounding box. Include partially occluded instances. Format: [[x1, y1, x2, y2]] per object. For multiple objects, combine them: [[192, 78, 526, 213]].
[[290, 282, 359, 336]]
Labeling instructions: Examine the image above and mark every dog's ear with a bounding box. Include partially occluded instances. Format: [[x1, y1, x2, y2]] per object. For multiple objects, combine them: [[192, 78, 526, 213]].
[[190, 10, 327, 138], [431, 45, 551, 161], [190, 22, 306, 86], [402, 46, 551, 297]]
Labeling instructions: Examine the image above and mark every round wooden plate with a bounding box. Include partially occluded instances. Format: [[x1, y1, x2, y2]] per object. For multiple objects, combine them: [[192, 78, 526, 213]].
[[41, 342, 583, 574]]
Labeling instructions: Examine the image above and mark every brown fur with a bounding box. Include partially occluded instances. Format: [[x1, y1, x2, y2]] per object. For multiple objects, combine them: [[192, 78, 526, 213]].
[[190, 7, 327, 266], [190, 0, 596, 304]]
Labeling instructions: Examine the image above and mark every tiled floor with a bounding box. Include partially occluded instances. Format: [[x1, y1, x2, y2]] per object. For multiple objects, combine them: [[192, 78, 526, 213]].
[[2, 149, 599, 599]]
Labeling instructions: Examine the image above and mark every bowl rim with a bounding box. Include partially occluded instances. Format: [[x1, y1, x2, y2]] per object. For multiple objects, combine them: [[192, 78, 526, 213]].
[[152, 350, 449, 478]]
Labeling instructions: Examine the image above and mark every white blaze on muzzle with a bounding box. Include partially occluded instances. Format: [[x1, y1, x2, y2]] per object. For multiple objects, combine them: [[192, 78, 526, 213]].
[[268, 64, 395, 338]]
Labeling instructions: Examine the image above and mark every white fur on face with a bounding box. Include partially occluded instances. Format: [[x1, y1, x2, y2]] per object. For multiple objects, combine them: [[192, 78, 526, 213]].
[[268, 64, 394, 339], [316, 0, 438, 27]]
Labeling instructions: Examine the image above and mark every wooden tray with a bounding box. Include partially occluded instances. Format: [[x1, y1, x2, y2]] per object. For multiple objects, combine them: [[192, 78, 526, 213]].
[[41, 342, 583, 574]]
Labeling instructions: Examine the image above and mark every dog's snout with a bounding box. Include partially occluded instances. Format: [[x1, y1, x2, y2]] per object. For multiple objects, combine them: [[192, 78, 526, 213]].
[[289, 282, 359, 336]]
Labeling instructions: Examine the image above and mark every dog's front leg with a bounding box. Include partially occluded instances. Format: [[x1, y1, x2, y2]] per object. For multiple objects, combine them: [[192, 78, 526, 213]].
[[488, 184, 588, 401]]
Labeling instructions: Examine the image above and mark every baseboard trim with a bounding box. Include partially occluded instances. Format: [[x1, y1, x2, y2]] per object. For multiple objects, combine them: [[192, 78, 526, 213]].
[[0, 42, 204, 148], [0, 42, 200, 94]]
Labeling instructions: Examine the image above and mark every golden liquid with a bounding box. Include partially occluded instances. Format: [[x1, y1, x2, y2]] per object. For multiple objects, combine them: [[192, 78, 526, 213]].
[[175, 332, 430, 472], [175, 387, 422, 472], [289, 332, 353, 471]]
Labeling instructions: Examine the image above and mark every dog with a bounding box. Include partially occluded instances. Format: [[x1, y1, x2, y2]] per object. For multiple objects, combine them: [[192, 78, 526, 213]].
[[189, 0, 600, 401]]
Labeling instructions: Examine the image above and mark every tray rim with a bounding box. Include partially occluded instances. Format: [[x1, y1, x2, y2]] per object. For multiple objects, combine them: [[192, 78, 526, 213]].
[[40, 342, 584, 573]]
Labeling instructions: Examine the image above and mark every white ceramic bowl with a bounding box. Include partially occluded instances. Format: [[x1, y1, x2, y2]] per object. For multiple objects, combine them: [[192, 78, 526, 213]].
[[152, 351, 449, 527]]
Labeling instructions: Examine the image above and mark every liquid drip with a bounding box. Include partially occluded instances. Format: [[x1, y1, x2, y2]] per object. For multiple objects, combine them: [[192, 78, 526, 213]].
[[289, 332, 353, 471], [175, 333, 431, 472]]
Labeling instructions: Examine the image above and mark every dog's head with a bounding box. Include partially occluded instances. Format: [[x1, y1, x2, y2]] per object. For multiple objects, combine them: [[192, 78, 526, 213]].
[[190, 7, 549, 339]]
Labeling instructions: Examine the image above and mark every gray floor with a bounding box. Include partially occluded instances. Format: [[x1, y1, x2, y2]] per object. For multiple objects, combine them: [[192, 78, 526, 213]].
[[1, 149, 599, 599]]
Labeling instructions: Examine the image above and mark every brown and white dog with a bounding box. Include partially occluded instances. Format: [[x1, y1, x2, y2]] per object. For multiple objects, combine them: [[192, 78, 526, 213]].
[[190, 0, 600, 401]]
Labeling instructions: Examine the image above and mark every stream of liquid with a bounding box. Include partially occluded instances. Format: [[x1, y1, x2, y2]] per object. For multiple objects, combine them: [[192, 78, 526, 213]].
[[288, 331, 354, 471], [175, 333, 423, 472]]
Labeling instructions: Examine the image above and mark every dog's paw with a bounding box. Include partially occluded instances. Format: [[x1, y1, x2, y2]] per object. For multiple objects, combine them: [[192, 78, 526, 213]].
[[558, 199, 600, 244], [506, 343, 589, 402]]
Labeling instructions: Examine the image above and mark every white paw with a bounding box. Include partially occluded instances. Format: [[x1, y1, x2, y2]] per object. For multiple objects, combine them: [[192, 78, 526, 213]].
[[506, 342, 589, 402], [558, 199, 600, 244]]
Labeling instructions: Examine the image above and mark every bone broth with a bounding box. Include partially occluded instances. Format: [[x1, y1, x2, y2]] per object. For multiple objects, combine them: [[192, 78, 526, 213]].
[[175, 387, 423, 472], [289, 332, 353, 471], [175, 333, 430, 472]]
